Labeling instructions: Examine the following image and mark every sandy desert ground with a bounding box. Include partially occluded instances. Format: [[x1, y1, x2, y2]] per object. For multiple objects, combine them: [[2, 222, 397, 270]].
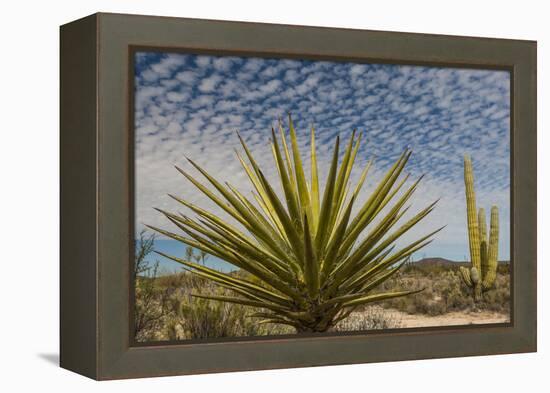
[[352, 305, 509, 329]]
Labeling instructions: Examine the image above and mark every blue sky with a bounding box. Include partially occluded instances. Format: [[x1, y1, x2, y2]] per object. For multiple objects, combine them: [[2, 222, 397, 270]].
[[134, 51, 510, 271]]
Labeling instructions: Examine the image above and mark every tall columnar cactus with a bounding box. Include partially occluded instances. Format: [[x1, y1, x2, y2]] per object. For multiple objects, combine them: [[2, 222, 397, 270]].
[[459, 155, 499, 301]]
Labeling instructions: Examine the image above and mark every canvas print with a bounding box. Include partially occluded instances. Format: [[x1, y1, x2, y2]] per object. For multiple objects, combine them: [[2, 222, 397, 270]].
[[132, 51, 511, 343]]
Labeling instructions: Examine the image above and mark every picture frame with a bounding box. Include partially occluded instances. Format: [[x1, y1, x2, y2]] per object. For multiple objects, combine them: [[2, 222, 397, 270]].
[[60, 12, 537, 380]]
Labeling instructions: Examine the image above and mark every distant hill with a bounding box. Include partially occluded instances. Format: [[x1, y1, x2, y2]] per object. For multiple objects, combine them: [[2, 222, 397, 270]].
[[411, 258, 511, 269], [412, 257, 460, 268]]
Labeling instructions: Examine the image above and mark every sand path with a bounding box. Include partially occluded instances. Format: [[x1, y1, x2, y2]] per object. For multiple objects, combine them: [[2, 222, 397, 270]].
[[379, 307, 510, 328]]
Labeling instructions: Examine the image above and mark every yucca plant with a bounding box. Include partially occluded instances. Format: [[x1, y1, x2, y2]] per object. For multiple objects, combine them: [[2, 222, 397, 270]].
[[148, 117, 443, 333]]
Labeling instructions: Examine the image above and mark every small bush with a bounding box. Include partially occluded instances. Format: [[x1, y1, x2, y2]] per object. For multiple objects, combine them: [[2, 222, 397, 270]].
[[163, 275, 292, 340], [333, 307, 402, 331], [133, 231, 172, 342]]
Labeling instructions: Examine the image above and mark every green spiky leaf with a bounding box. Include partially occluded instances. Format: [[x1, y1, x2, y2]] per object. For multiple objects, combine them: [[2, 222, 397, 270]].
[[150, 118, 441, 333]]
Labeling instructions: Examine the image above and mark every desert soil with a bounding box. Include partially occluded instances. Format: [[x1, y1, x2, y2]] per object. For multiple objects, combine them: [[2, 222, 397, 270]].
[[363, 306, 509, 328]]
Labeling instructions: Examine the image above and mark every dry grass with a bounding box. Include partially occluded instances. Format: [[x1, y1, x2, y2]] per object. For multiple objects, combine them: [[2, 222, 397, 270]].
[[137, 272, 293, 341], [135, 234, 510, 341], [373, 263, 510, 316], [333, 307, 402, 331]]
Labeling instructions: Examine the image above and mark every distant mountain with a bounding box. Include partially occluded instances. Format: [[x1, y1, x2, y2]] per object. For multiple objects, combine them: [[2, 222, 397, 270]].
[[412, 257, 460, 268], [412, 258, 510, 268]]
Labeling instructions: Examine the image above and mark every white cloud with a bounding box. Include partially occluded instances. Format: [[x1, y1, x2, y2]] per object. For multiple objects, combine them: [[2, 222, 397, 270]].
[[212, 57, 234, 71], [296, 74, 321, 94], [259, 79, 282, 94], [195, 56, 211, 67], [147, 54, 187, 80], [350, 64, 368, 77], [198, 75, 222, 93], [134, 53, 511, 261], [166, 91, 189, 102], [175, 71, 198, 84]]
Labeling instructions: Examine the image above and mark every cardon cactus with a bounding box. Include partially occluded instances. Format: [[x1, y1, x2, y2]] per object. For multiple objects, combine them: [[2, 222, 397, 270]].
[[459, 155, 499, 301], [149, 117, 443, 333]]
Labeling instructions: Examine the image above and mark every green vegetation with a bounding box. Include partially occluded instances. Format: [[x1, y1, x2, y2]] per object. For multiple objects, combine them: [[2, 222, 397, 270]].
[[135, 237, 401, 341], [161, 273, 293, 340], [134, 237, 293, 341], [134, 233, 509, 341], [148, 117, 442, 333], [133, 231, 172, 342], [378, 261, 510, 316], [459, 155, 500, 301]]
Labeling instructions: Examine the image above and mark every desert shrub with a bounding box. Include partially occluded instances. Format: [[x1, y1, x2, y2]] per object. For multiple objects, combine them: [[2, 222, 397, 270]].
[[133, 231, 172, 342], [177, 292, 257, 339], [375, 266, 509, 316], [396, 286, 446, 316], [333, 307, 402, 331], [497, 262, 510, 275], [476, 273, 510, 313], [433, 270, 473, 310], [443, 285, 475, 311], [163, 275, 292, 339], [149, 249, 295, 340], [414, 296, 447, 316]]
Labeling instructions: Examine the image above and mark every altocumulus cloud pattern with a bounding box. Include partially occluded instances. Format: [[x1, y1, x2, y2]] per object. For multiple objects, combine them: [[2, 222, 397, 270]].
[[134, 52, 510, 261]]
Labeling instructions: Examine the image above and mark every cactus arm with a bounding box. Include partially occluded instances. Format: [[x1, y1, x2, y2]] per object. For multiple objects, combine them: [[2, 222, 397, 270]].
[[464, 155, 481, 274], [478, 208, 487, 242], [459, 266, 473, 287], [482, 206, 499, 290], [478, 207, 488, 280], [470, 267, 482, 301]]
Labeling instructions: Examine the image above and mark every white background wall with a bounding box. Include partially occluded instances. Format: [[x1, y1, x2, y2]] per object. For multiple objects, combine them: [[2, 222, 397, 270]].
[[0, 0, 546, 391]]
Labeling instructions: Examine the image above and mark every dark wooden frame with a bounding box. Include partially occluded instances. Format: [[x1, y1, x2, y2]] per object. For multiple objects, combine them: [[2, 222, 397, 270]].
[[60, 12, 537, 380]]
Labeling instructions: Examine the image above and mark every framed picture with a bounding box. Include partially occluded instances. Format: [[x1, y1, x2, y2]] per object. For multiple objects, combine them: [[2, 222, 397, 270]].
[[60, 12, 537, 380]]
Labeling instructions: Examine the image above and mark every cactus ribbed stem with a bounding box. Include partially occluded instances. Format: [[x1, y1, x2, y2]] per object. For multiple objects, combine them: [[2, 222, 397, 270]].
[[478, 208, 488, 278], [478, 208, 487, 243], [464, 155, 481, 272], [483, 206, 499, 289]]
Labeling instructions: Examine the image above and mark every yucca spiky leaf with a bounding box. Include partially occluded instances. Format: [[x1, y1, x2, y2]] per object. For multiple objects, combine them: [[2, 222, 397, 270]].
[[151, 120, 441, 333]]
